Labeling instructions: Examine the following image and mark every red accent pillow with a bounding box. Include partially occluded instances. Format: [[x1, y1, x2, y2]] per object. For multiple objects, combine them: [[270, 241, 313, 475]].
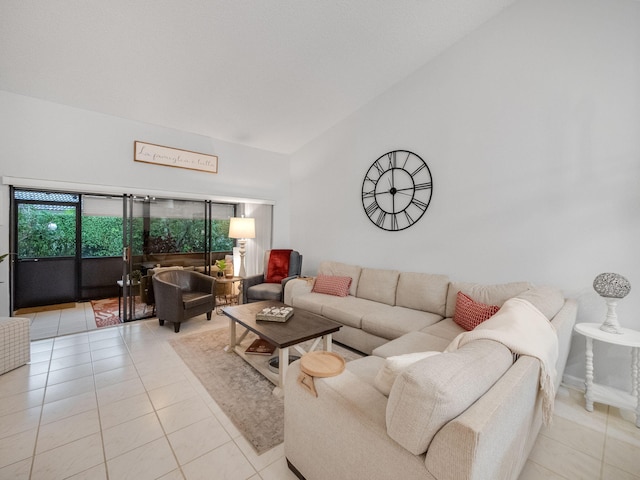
[[453, 292, 500, 331], [312, 275, 352, 297]]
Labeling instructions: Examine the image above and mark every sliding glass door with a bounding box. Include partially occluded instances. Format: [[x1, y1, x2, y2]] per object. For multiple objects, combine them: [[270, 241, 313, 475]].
[[121, 194, 144, 322], [121, 196, 235, 322], [10, 187, 239, 317]]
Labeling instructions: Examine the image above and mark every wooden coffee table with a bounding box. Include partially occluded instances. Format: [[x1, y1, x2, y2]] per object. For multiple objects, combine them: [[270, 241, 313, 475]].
[[222, 300, 341, 395]]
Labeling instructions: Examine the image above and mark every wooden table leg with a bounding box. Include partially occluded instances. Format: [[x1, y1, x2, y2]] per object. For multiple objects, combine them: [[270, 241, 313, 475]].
[[278, 346, 290, 391], [224, 318, 237, 353], [323, 333, 333, 352]]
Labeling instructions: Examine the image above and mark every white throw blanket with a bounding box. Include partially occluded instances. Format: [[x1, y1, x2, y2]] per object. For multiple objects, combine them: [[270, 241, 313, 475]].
[[445, 297, 558, 425]]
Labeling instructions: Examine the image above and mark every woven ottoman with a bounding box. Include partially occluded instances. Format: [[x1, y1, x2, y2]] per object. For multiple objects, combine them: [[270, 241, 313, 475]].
[[0, 317, 30, 375]]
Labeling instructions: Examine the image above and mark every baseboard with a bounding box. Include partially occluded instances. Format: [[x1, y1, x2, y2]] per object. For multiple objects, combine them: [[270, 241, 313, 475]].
[[561, 374, 585, 392], [286, 459, 306, 480], [15, 302, 76, 314]]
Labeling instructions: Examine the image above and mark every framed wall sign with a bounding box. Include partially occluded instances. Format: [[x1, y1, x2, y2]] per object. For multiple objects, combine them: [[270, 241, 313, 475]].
[[134, 141, 218, 174]]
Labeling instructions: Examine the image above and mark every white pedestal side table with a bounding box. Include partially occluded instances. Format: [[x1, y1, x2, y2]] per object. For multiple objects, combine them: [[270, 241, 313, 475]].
[[574, 322, 640, 427]]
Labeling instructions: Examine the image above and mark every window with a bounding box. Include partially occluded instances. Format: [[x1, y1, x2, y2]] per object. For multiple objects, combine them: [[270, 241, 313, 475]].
[[16, 191, 237, 259], [82, 195, 127, 258], [15, 190, 79, 258]]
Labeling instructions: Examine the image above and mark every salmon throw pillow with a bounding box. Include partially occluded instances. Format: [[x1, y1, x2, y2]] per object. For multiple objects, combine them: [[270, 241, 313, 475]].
[[312, 275, 352, 297], [453, 292, 500, 331]]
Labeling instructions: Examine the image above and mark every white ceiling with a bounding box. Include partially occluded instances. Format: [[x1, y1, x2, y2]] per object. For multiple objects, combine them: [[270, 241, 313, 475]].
[[0, 0, 517, 154]]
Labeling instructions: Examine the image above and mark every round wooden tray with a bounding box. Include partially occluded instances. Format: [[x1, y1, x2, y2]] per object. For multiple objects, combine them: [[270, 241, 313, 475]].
[[300, 351, 345, 378]]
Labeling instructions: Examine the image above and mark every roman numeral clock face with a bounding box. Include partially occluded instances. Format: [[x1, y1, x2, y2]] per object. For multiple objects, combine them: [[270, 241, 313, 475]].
[[361, 150, 433, 231]]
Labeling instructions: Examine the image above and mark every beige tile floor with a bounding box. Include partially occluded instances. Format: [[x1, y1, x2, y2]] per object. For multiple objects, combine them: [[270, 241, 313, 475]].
[[2, 306, 639, 479], [23, 302, 101, 341]]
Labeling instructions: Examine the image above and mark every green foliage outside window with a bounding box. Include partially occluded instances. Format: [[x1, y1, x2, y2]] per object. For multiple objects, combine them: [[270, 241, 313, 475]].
[[211, 219, 233, 251], [82, 216, 132, 257], [144, 218, 232, 255], [17, 205, 76, 258], [16, 205, 233, 258]]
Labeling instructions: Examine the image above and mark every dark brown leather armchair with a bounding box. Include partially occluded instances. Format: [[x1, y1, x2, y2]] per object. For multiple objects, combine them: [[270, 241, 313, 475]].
[[152, 270, 216, 332]]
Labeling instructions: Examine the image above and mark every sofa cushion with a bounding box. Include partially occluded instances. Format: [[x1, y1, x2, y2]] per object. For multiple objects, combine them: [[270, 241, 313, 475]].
[[357, 268, 400, 306], [372, 331, 452, 358], [246, 283, 282, 301], [445, 281, 532, 318], [452, 292, 500, 331], [312, 275, 352, 297], [321, 296, 385, 329], [420, 318, 465, 343], [396, 272, 449, 316], [290, 291, 335, 315], [318, 261, 362, 296], [374, 351, 441, 396], [293, 293, 383, 329], [362, 307, 442, 341], [345, 355, 385, 388], [182, 292, 214, 310], [386, 339, 514, 455]]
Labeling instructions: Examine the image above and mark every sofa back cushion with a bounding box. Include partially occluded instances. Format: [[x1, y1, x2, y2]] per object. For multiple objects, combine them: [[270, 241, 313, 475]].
[[395, 272, 449, 316], [445, 281, 532, 318], [385, 339, 514, 455], [318, 261, 362, 297], [155, 270, 192, 290], [515, 285, 565, 320], [357, 268, 400, 306]]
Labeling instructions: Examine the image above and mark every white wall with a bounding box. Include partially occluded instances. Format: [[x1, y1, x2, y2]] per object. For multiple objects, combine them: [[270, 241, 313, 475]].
[[0, 91, 291, 314], [290, 0, 640, 390]]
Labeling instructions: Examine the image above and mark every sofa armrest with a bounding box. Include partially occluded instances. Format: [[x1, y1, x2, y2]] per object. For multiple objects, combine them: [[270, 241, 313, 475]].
[[283, 278, 313, 305], [153, 277, 185, 322], [425, 356, 541, 480], [241, 274, 265, 303], [551, 298, 578, 390], [284, 361, 431, 480], [279, 275, 299, 302], [190, 271, 216, 294], [243, 274, 264, 287]]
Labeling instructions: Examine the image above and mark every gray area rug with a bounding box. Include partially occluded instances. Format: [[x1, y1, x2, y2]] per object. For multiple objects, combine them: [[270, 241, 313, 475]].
[[169, 327, 362, 454]]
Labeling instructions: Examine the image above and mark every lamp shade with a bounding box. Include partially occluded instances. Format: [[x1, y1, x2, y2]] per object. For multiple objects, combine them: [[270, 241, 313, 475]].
[[228, 217, 255, 239]]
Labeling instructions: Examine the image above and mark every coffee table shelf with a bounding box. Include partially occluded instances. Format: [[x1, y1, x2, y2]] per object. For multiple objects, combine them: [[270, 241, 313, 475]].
[[222, 300, 341, 396]]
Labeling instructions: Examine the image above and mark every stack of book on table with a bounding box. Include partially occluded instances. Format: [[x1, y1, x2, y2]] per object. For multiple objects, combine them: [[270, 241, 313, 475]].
[[245, 338, 276, 356], [256, 306, 294, 322]]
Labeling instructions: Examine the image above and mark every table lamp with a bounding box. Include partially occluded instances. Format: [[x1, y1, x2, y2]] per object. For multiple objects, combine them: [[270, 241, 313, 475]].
[[228, 217, 255, 277], [593, 272, 631, 334]]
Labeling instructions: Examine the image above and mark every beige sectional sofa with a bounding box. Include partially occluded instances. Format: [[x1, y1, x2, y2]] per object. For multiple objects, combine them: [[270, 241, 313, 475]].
[[283, 261, 578, 480]]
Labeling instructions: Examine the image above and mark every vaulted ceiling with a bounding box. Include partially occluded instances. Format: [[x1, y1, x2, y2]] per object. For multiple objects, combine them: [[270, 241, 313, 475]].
[[0, 0, 517, 154]]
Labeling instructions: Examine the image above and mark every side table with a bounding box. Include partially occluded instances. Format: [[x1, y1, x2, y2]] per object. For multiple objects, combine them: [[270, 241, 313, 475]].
[[214, 276, 243, 313], [574, 322, 640, 427], [117, 279, 140, 321]]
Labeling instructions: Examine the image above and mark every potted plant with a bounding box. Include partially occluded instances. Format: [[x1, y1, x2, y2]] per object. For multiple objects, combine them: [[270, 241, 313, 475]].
[[130, 269, 142, 284], [214, 259, 226, 277]]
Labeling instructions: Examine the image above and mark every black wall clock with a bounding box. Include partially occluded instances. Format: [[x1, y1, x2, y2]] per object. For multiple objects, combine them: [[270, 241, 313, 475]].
[[361, 150, 433, 231]]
